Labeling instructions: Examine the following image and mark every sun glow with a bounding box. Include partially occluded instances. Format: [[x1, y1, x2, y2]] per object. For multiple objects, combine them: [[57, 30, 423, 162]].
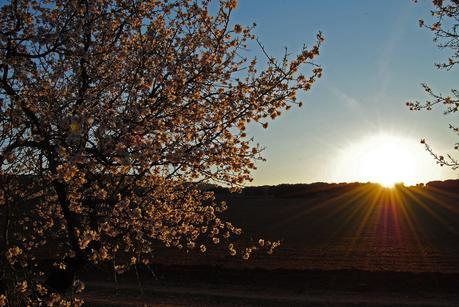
[[333, 134, 423, 187], [359, 137, 416, 187]]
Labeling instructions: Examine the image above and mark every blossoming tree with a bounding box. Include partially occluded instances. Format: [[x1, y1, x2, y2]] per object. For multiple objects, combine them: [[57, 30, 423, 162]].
[[0, 0, 323, 304], [407, 0, 459, 169]]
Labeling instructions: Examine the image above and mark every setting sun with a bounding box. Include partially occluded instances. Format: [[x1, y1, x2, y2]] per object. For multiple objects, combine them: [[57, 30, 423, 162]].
[[358, 135, 416, 187], [333, 134, 425, 187]]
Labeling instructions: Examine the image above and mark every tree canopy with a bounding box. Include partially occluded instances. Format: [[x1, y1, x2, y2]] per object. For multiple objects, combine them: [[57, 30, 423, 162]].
[[0, 0, 322, 304], [407, 0, 459, 170]]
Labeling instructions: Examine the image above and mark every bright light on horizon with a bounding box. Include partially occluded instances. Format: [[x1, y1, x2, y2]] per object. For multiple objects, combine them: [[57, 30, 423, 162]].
[[332, 133, 434, 187], [359, 135, 417, 187]]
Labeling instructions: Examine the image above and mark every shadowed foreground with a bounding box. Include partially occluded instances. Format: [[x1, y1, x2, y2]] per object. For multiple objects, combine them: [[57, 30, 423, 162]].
[[80, 265, 459, 306], [80, 181, 459, 306], [149, 182, 459, 273]]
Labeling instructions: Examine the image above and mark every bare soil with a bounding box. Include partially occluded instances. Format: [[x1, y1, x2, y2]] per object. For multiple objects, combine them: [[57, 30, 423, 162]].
[[79, 183, 459, 306]]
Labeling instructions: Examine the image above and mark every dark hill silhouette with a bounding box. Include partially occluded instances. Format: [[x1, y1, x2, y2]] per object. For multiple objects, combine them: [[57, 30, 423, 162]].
[[425, 179, 459, 190]]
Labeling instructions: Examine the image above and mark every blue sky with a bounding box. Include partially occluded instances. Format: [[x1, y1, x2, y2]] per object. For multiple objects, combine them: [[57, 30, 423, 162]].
[[230, 0, 458, 185]]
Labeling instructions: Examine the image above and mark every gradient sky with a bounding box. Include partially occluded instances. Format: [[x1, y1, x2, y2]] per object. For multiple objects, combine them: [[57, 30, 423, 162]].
[[1, 0, 457, 185], [229, 0, 459, 185]]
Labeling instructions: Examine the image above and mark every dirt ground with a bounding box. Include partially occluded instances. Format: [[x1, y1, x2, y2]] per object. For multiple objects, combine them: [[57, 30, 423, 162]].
[[82, 282, 459, 306], [80, 265, 459, 306], [79, 183, 459, 306]]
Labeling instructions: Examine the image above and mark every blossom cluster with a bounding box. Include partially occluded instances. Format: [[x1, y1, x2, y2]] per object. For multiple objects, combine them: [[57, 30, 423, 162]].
[[0, 0, 322, 303]]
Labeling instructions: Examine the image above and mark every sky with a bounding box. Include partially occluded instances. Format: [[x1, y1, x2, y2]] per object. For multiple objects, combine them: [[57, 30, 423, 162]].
[[229, 0, 459, 186], [0, 0, 457, 186]]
